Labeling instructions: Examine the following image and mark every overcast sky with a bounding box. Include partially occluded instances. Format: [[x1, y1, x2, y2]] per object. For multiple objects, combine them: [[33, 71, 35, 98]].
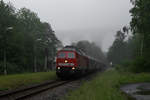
[[4, 0, 132, 52]]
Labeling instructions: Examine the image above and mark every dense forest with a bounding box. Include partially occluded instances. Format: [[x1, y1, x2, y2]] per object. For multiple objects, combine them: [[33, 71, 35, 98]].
[[0, 1, 62, 74], [107, 0, 150, 73]]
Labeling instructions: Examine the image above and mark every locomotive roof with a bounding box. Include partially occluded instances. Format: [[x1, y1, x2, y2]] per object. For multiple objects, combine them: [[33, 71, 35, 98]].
[[61, 46, 83, 54]]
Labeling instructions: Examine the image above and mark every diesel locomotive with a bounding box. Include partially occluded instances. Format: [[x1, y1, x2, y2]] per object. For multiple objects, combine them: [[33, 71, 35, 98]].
[[56, 46, 105, 78]]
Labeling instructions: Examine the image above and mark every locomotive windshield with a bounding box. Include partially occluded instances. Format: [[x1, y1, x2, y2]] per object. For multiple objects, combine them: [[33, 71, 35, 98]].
[[58, 52, 66, 58], [57, 52, 75, 59], [68, 52, 75, 58]]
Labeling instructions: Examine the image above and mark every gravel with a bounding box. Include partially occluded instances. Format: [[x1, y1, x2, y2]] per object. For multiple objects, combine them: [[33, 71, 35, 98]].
[[23, 72, 99, 100]]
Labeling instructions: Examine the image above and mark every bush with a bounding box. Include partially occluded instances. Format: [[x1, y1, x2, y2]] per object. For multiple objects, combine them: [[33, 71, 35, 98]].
[[115, 60, 132, 72], [0, 62, 25, 75], [130, 57, 150, 73], [115, 57, 150, 73], [6, 62, 24, 74]]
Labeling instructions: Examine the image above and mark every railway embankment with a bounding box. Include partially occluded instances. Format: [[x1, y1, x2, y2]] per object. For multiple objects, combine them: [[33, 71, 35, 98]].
[[0, 71, 56, 91], [65, 69, 150, 100]]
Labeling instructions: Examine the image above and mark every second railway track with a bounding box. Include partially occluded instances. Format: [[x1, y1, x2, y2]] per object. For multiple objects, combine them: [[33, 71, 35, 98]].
[[0, 79, 70, 100]]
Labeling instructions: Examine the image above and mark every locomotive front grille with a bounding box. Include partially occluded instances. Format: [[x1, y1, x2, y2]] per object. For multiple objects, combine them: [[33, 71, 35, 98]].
[[59, 67, 72, 71], [58, 63, 74, 66]]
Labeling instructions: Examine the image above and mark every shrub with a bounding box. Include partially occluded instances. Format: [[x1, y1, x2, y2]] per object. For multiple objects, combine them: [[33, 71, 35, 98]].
[[130, 57, 150, 73], [115, 60, 132, 72], [115, 57, 150, 73], [0, 62, 25, 75]]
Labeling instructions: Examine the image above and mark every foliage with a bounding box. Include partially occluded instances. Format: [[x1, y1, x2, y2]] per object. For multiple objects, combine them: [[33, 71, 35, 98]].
[[107, 29, 135, 65], [107, 0, 150, 73], [129, 57, 150, 73], [66, 70, 150, 100], [115, 61, 132, 72], [107, 30, 150, 73], [130, 0, 150, 58], [0, 1, 61, 74], [114, 56, 150, 73]]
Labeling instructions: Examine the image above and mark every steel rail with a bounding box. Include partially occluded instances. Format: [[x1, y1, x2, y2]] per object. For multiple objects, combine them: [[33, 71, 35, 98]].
[[0, 80, 70, 100]]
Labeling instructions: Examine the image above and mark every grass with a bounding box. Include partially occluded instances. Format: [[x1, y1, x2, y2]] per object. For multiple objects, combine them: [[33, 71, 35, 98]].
[[0, 71, 56, 91], [66, 69, 150, 100]]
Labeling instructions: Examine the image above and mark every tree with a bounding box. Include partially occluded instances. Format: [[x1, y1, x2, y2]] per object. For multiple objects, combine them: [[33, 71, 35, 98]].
[[40, 22, 61, 71], [16, 8, 61, 72], [130, 0, 150, 58], [107, 29, 129, 65], [16, 8, 43, 72], [0, 0, 16, 75], [107, 0, 150, 72], [0, 1, 62, 74]]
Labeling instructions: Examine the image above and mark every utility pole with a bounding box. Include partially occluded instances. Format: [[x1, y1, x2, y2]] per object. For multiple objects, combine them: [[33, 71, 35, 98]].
[[34, 38, 42, 72], [44, 47, 48, 71], [140, 35, 144, 57], [3, 27, 13, 75], [34, 44, 37, 72], [4, 47, 7, 75], [49, 48, 54, 71]]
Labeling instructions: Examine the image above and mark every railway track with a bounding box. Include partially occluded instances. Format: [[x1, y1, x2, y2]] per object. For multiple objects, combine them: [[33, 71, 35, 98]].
[[0, 71, 102, 100], [0, 79, 70, 100]]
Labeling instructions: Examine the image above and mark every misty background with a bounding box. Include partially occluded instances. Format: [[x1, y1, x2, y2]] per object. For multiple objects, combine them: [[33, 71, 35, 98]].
[[4, 0, 132, 52]]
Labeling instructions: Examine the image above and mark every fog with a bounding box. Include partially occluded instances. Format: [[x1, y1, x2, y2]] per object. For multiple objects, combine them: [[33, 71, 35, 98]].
[[4, 0, 132, 52]]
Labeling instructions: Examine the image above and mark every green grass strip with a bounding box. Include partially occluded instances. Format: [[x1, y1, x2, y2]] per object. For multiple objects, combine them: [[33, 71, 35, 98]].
[[66, 70, 150, 100], [0, 71, 56, 91]]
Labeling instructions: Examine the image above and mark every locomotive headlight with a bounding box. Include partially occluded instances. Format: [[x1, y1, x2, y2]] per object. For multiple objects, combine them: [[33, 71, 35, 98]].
[[65, 60, 68, 63], [72, 67, 75, 70], [57, 67, 60, 70]]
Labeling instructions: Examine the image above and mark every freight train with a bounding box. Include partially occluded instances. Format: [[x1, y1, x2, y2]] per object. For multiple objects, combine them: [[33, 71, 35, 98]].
[[56, 46, 105, 78]]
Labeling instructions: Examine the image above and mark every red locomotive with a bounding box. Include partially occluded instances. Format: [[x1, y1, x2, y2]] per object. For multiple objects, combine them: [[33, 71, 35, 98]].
[[56, 46, 104, 78]]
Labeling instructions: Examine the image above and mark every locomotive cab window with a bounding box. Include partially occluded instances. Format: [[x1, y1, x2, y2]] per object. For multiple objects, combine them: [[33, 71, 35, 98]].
[[58, 52, 66, 58], [67, 52, 75, 58]]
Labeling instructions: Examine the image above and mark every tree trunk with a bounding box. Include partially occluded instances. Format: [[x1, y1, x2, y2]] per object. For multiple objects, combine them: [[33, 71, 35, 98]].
[[140, 35, 144, 57], [34, 55, 37, 72], [44, 55, 47, 71], [34, 44, 37, 72], [4, 49, 7, 75], [44, 48, 49, 71]]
